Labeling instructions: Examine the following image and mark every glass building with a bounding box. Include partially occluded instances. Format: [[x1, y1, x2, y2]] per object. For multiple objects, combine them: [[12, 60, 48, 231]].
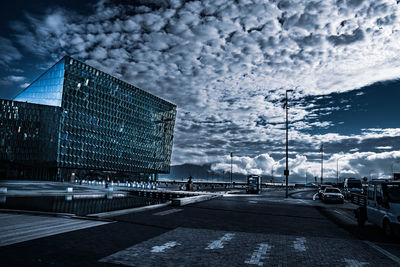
[[0, 56, 176, 181]]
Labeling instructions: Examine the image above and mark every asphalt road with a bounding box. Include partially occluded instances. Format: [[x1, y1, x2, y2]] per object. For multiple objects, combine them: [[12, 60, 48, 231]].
[[1, 189, 399, 266]]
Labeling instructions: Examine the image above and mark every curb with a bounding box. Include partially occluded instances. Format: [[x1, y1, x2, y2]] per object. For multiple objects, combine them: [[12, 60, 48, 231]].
[[172, 194, 221, 206], [87, 201, 172, 218]]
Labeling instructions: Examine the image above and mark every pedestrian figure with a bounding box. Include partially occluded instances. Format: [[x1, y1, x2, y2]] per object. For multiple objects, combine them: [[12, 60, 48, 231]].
[[186, 176, 193, 191]]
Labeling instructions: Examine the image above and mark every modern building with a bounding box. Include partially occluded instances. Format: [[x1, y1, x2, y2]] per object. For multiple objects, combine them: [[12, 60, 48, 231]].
[[0, 56, 176, 181]]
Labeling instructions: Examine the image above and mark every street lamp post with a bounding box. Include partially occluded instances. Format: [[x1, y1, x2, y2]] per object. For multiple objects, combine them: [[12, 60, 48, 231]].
[[230, 152, 233, 186], [305, 167, 310, 184], [336, 156, 344, 185], [320, 144, 324, 185], [271, 163, 278, 184], [391, 161, 400, 177], [369, 169, 374, 180], [282, 89, 294, 198]]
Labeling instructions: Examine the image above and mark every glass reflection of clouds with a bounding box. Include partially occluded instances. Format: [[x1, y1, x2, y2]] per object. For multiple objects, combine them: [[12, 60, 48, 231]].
[[14, 60, 65, 107]]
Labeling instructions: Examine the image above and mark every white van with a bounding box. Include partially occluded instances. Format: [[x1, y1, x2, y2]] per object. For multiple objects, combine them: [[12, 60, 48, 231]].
[[355, 180, 400, 237]]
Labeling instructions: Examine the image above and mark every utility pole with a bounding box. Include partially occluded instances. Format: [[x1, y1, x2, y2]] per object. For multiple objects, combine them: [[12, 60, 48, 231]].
[[282, 89, 293, 198], [230, 152, 233, 186], [305, 167, 310, 184], [336, 156, 344, 185], [320, 144, 324, 184]]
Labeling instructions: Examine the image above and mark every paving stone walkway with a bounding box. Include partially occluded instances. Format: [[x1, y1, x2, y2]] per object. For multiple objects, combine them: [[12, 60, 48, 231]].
[[100, 227, 396, 266]]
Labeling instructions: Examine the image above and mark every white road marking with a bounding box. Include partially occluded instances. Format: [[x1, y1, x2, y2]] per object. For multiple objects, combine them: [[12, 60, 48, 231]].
[[344, 258, 369, 266], [244, 243, 271, 266], [297, 199, 311, 206], [205, 233, 235, 250], [312, 193, 319, 201], [153, 208, 183, 216], [151, 241, 180, 253], [293, 237, 307, 252], [363, 241, 400, 265]]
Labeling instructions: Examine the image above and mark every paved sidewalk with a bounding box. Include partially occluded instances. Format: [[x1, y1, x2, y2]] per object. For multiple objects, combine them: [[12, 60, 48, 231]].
[[100, 227, 396, 266], [0, 213, 111, 247]]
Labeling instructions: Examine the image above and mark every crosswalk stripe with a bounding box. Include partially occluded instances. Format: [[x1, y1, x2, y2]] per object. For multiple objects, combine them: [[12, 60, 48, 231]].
[[151, 241, 180, 253], [245, 243, 271, 266], [205, 233, 235, 250], [293, 237, 307, 252]]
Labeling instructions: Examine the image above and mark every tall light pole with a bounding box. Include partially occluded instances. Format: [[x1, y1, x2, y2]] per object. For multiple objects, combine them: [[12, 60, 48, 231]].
[[369, 169, 374, 180], [230, 152, 233, 186], [282, 89, 293, 198], [336, 156, 344, 185], [391, 160, 400, 177], [320, 144, 324, 184], [305, 167, 310, 184], [271, 163, 279, 184]]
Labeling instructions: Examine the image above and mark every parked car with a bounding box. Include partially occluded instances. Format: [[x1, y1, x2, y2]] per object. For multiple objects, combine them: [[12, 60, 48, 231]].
[[354, 180, 400, 237], [322, 188, 344, 203], [318, 184, 333, 199], [344, 178, 363, 198]]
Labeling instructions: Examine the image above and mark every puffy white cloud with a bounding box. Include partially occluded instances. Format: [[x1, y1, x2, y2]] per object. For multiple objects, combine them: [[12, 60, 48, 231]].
[[211, 149, 400, 182], [2, 0, 400, 173]]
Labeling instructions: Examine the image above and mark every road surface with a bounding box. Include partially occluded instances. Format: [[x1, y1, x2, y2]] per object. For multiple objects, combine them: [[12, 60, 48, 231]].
[[0, 189, 399, 266]]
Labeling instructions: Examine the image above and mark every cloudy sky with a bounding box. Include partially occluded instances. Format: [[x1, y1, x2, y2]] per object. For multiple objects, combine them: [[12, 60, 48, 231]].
[[1, 0, 400, 182]]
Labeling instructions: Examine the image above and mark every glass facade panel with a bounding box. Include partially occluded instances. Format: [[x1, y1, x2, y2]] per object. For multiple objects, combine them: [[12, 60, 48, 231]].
[[59, 57, 176, 174], [1, 56, 176, 180], [14, 59, 65, 107], [0, 99, 61, 180]]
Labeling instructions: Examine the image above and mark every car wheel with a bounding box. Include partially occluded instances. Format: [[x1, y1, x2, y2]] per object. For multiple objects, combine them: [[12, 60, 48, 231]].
[[383, 219, 393, 237]]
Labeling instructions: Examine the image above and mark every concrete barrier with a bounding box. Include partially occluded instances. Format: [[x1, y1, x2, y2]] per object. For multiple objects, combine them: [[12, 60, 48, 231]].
[[0, 187, 7, 194], [172, 194, 220, 206]]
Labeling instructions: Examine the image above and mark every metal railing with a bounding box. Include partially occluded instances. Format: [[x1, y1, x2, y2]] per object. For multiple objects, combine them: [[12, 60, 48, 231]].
[[350, 193, 366, 207]]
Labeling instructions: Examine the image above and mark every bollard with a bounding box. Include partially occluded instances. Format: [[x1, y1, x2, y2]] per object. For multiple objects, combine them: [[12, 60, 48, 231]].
[[66, 187, 73, 193], [107, 187, 114, 192], [0, 187, 7, 194]]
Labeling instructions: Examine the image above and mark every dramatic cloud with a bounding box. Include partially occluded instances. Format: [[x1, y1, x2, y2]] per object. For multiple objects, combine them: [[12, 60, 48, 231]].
[[1, 0, 400, 177], [0, 37, 22, 66], [212, 149, 400, 182]]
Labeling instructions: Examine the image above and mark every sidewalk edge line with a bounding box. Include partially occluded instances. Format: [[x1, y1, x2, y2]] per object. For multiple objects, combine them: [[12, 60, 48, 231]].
[[363, 240, 400, 265]]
